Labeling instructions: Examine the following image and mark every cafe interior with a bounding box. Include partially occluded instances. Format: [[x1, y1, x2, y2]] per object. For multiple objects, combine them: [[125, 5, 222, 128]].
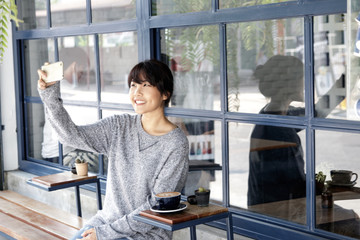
[[1, 0, 360, 239]]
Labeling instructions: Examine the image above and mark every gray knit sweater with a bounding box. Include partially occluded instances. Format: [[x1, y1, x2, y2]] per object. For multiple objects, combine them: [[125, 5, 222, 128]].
[[39, 83, 189, 240]]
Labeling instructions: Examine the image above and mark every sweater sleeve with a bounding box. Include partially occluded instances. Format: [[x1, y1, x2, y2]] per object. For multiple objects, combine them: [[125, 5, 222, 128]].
[[38, 83, 112, 154], [94, 143, 189, 239]]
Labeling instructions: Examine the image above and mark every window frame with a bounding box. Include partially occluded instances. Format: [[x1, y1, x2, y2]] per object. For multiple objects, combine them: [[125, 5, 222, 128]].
[[13, 1, 352, 239]]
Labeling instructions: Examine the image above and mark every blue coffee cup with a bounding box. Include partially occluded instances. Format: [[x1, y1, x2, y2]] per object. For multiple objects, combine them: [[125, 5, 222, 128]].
[[155, 192, 181, 210]]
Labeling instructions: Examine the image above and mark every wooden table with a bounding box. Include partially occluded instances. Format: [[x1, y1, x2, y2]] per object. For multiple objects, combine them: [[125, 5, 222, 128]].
[[27, 172, 102, 217], [134, 202, 233, 240]]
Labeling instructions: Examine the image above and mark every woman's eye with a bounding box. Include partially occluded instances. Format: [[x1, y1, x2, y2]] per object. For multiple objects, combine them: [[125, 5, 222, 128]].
[[143, 83, 152, 87]]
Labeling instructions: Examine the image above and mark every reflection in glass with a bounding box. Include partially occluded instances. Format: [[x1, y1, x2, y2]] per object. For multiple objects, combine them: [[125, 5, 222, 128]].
[[18, 0, 47, 30], [161, 26, 220, 110], [168, 117, 222, 204], [51, 0, 86, 27], [58, 35, 97, 102], [227, 18, 304, 114], [229, 122, 307, 224], [152, 0, 210, 16], [100, 32, 138, 104], [315, 130, 360, 238], [92, 0, 136, 22], [220, 0, 294, 9], [314, 15, 347, 120], [24, 39, 55, 97]]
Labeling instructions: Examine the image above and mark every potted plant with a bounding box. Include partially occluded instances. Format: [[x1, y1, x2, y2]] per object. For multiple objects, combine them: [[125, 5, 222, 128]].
[[315, 171, 326, 195], [75, 158, 88, 176], [194, 187, 210, 207]]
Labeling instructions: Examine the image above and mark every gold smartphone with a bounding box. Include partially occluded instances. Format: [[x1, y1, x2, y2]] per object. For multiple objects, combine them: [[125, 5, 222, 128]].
[[41, 61, 64, 83]]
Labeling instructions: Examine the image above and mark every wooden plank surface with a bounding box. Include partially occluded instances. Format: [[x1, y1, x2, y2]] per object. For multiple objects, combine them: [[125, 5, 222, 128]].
[[0, 190, 84, 229], [0, 212, 62, 240], [0, 197, 78, 239], [140, 202, 228, 224], [32, 172, 97, 187]]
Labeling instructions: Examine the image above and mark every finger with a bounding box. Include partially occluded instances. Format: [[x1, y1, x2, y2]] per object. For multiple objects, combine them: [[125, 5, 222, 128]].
[[37, 69, 47, 80]]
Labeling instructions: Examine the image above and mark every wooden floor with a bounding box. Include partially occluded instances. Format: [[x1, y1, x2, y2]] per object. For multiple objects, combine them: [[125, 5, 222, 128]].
[[0, 190, 84, 240]]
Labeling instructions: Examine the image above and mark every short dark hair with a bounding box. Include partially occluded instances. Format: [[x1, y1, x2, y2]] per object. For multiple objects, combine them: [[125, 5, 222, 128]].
[[128, 59, 174, 107]]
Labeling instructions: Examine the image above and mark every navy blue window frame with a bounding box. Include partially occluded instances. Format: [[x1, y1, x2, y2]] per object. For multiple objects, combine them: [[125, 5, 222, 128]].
[[12, 0, 356, 239]]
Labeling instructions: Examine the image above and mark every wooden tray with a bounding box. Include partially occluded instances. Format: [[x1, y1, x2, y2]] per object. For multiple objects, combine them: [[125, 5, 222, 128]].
[[140, 202, 228, 224]]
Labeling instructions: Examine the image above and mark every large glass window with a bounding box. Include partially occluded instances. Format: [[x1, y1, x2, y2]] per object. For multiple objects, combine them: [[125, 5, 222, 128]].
[[100, 32, 138, 104], [160, 26, 221, 110], [220, 0, 295, 9], [58, 35, 97, 102], [227, 18, 305, 114], [15, 1, 359, 240], [315, 130, 360, 239], [229, 122, 307, 224], [151, 0, 211, 16]]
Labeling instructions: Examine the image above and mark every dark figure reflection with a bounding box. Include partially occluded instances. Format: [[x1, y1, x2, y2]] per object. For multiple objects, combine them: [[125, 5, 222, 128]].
[[248, 55, 306, 206]]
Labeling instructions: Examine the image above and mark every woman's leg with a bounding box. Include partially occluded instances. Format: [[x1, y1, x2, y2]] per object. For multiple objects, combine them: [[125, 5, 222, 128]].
[[69, 225, 93, 240]]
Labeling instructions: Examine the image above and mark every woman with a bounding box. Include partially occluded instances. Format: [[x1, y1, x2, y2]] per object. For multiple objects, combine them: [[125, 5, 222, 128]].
[[38, 59, 189, 240]]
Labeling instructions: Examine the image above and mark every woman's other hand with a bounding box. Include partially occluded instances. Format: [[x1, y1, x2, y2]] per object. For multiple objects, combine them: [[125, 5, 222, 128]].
[[77, 227, 97, 240]]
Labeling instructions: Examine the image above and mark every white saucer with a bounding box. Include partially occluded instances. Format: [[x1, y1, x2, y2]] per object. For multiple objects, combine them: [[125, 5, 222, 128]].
[[150, 203, 187, 213], [326, 180, 356, 187]]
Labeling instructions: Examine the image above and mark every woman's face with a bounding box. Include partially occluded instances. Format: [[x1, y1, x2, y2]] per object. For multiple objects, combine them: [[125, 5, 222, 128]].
[[129, 78, 167, 116]]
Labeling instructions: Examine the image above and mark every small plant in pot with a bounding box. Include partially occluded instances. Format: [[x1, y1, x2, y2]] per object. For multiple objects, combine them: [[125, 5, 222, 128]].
[[75, 158, 88, 176], [315, 171, 326, 195], [195, 187, 210, 207]]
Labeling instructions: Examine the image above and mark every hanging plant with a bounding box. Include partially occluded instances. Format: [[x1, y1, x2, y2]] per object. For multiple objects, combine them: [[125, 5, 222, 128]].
[[0, 0, 23, 62]]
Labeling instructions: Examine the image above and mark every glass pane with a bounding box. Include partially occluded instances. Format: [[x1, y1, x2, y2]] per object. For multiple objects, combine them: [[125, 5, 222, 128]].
[[229, 122, 307, 224], [58, 35, 97, 102], [62, 106, 99, 173], [315, 130, 360, 239], [220, 0, 295, 9], [227, 18, 304, 115], [91, 0, 136, 22], [161, 26, 221, 111], [24, 39, 55, 97], [51, 0, 87, 27], [168, 117, 222, 204], [27, 103, 53, 161], [314, 14, 347, 120], [100, 32, 138, 104], [18, 0, 47, 30], [152, 0, 211, 16]]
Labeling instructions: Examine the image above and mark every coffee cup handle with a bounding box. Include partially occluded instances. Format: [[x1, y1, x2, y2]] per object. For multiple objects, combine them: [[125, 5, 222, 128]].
[[351, 173, 358, 183]]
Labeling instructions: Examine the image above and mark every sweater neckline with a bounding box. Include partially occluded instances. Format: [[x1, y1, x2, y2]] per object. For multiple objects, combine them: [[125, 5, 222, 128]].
[[136, 115, 179, 151]]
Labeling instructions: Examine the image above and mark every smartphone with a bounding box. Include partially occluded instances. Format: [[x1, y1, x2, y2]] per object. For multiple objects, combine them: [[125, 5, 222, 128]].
[[41, 61, 64, 83]]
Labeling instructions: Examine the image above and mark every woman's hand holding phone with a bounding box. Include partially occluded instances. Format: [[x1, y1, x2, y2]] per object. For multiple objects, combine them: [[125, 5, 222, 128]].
[[37, 62, 63, 90]]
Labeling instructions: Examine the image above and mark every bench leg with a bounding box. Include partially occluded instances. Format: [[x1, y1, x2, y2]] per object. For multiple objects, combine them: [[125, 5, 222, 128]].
[[75, 185, 82, 217], [190, 226, 197, 240], [226, 213, 234, 240]]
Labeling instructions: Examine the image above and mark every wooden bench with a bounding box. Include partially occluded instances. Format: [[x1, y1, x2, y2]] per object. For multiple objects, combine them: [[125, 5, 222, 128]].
[[0, 190, 84, 240]]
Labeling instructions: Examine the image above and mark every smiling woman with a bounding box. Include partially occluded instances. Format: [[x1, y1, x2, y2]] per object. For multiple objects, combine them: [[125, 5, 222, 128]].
[[37, 59, 189, 240]]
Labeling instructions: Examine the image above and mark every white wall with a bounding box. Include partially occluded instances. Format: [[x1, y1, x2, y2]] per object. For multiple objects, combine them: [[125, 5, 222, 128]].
[[0, 20, 19, 171]]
